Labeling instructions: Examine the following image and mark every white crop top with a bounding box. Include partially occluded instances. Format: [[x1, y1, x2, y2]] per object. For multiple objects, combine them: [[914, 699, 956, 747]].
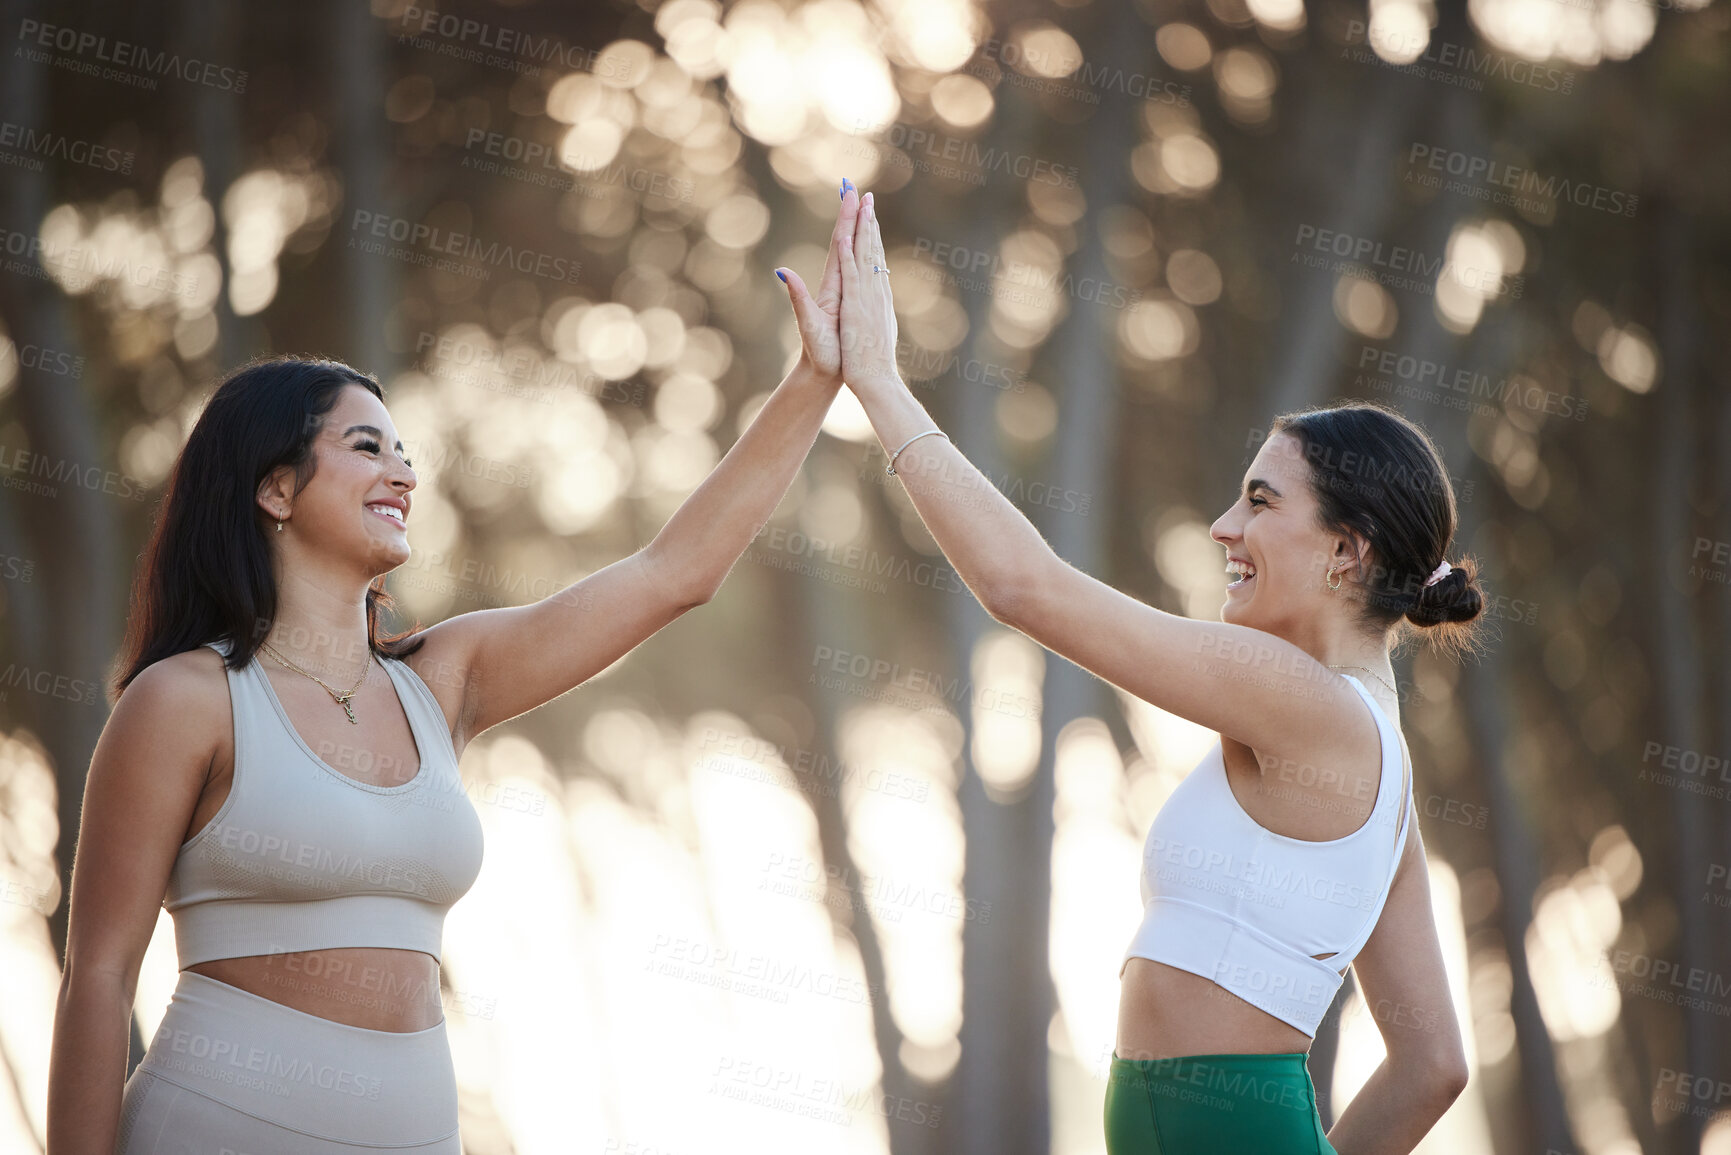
[[1121, 673, 1413, 1036], [163, 639, 485, 968]]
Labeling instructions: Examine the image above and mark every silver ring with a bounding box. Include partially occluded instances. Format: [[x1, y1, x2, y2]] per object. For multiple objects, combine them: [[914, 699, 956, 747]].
[[872, 264, 889, 274]]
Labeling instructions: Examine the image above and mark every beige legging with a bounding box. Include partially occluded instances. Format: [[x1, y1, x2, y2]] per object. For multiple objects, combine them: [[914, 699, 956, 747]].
[[116, 969, 462, 1153]]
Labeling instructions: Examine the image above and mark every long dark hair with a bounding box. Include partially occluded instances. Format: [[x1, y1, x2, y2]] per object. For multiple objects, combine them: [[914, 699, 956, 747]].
[[1268, 400, 1487, 660], [111, 355, 424, 703]]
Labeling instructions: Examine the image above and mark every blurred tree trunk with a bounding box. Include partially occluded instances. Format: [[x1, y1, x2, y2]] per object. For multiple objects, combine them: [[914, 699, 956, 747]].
[[335, 0, 392, 374], [180, 0, 245, 370], [1651, 193, 1713, 1151], [943, 18, 1043, 1155], [1414, 292, 1578, 1155], [788, 563, 934, 1154], [1458, 536, 1576, 1155], [0, 0, 122, 983], [740, 138, 930, 1153], [1260, 24, 1429, 417]]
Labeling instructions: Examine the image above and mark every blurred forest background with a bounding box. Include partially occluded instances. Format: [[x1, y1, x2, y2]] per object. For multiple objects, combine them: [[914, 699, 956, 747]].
[[0, 0, 1727, 1151]]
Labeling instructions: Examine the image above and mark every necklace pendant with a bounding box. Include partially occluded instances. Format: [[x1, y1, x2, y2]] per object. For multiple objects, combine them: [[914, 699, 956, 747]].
[[336, 695, 357, 724]]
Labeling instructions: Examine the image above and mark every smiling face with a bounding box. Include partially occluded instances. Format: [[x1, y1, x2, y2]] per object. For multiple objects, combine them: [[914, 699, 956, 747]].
[[1209, 431, 1361, 633], [257, 383, 416, 575]]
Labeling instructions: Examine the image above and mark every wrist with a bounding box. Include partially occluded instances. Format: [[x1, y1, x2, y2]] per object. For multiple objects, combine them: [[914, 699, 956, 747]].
[[845, 372, 905, 402], [791, 354, 843, 393]]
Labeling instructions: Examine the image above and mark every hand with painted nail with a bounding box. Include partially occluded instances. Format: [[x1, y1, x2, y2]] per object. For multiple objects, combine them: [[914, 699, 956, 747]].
[[836, 189, 903, 399], [772, 178, 862, 385]]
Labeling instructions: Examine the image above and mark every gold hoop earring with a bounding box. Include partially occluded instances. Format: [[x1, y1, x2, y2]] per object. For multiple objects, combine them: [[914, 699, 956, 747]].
[[1326, 566, 1341, 591]]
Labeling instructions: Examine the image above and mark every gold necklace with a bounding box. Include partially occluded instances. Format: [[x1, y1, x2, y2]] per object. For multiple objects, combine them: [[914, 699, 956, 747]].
[[1326, 664, 1398, 699], [259, 641, 372, 725]]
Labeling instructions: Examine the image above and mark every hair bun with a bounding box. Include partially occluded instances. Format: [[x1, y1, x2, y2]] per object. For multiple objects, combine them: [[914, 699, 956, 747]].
[[1405, 557, 1483, 628]]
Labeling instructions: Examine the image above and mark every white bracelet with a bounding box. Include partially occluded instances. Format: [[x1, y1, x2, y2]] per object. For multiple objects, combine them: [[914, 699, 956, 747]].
[[885, 429, 949, 476]]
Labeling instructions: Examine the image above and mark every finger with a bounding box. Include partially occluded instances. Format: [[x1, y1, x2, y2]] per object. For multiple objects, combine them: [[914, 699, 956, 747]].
[[864, 192, 886, 269], [837, 214, 860, 303], [818, 179, 859, 306], [776, 267, 823, 336], [861, 195, 899, 324]]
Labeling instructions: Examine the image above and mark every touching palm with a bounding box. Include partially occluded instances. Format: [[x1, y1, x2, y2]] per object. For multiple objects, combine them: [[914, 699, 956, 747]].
[[774, 180, 862, 382]]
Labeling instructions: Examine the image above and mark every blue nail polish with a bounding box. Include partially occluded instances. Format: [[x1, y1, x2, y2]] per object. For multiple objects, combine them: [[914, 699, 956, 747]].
[[841, 177, 852, 199], [776, 269, 787, 283]]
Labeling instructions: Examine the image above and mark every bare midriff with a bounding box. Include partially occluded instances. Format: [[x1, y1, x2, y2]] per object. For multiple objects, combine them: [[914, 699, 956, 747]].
[[186, 947, 445, 1033], [1116, 957, 1333, 1061]]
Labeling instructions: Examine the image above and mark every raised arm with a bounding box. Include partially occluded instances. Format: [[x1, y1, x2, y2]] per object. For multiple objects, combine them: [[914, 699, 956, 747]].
[[407, 184, 862, 749], [1325, 802, 1470, 1154], [834, 191, 1368, 760]]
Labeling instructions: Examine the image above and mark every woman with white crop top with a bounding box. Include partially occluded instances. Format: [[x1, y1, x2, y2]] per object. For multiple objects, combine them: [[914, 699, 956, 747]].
[[47, 185, 872, 1154], [830, 191, 1478, 1153]]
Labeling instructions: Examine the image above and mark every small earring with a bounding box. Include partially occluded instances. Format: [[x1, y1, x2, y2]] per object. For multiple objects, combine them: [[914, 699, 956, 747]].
[[1326, 566, 1341, 591], [276, 517, 284, 533]]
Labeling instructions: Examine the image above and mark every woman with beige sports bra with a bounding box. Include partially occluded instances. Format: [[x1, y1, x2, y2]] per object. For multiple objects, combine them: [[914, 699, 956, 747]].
[[831, 188, 1476, 1154], [46, 185, 870, 1154]]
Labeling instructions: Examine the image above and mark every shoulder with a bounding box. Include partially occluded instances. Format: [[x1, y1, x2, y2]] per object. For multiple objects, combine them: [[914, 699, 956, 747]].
[[114, 645, 233, 742], [89, 645, 232, 806], [133, 643, 230, 693]]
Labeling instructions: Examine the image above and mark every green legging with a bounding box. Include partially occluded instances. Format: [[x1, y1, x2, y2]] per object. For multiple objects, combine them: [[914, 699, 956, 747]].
[[1105, 1052, 1339, 1154]]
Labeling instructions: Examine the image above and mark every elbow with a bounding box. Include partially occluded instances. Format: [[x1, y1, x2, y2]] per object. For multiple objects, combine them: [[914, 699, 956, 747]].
[[639, 545, 723, 612], [975, 578, 1022, 628], [972, 557, 1044, 631], [1424, 1046, 1471, 1108], [666, 582, 718, 614], [680, 573, 723, 609]]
